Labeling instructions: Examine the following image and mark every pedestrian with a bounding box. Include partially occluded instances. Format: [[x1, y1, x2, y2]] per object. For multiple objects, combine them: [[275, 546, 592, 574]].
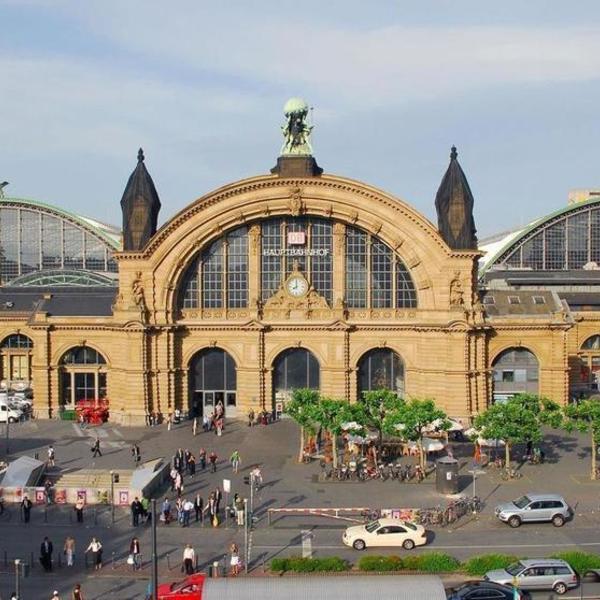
[[47, 445, 55, 467], [184, 449, 192, 474], [209, 451, 217, 473], [169, 467, 177, 491], [248, 408, 255, 427], [85, 537, 103, 570], [72, 583, 84, 600], [75, 495, 85, 523], [21, 494, 32, 523], [229, 542, 240, 576], [474, 441, 481, 464], [215, 416, 223, 437], [214, 487, 222, 515], [131, 443, 141, 466], [175, 472, 183, 498], [91, 437, 102, 458], [161, 497, 171, 524], [205, 492, 218, 527], [202, 414, 209, 432], [234, 493, 245, 526], [167, 412, 173, 431], [129, 537, 141, 570], [230, 449, 241, 473], [192, 417, 198, 436], [194, 493, 203, 523], [188, 453, 196, 477], [199, 448, 207, 470], [182, 498, 194, 527], [140, 496, 150, 523], [131, 496, 143, 526], [40, 536, 54, 572], [64, 535, 76, 567], [51, 591, 61, 600], [44, 478, 54, 504], [10, 592, 18, 600], [182, 544, 195, 575]]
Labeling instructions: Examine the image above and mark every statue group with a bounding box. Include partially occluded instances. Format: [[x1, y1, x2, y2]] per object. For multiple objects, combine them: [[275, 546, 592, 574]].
[[280, 97, 313, 156]]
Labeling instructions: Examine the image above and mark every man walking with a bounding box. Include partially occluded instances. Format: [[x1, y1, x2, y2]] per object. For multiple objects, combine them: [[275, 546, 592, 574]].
[[182, 544, 195, 575], [75, 495, 84, 523], [199, 448, 206, 470], [47, 445, 56, 468], [208, 451, 218, 473], [230, 449, 241, 473], [182, 498, 194, 527], [21, 495, 32, 523], [40, 536, 53, 572], [131, 497, 143, 527], [91, 437, 102, 458], [64, 536, 75, 567], [131, 443, 141, 466]]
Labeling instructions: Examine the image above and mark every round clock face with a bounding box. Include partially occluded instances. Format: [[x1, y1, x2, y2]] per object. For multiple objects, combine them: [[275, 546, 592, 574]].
[[287, 275, 308, 297]]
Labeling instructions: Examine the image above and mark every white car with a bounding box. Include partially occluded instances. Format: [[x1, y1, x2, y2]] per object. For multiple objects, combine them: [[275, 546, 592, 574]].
[[342, 518, 428, 551], [0, 403, 23, 423]]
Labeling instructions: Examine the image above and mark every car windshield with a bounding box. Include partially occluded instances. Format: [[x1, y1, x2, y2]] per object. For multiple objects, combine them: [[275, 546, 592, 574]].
[[365, 520, 380, 533], [403, 522, 417, 531], [513, 495, 531, 509], [505, 561, 525, 576]]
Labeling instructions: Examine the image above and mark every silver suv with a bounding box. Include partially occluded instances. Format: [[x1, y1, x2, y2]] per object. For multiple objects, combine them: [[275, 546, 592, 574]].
[[495, 493, 572, 528], [485, 559, 578, 595]]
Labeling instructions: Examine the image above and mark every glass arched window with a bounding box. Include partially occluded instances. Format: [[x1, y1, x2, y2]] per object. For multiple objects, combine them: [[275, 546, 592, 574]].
[[492, 348, 539, 402], [273, 348, 320, 404], [60, 346, 107, 407], [358, 349, 404, 398], [346, 226, 416, 309], [569, 335, 600, 401], [0, 334, 33, 389], [188, 348, 237, 417], [179, 226, 248, 309]]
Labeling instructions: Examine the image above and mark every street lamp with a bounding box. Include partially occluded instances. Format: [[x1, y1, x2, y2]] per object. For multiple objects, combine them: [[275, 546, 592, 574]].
[[151, 498, 158, 600], [243, 498, 249, 575], [109, 471, 119, 524], [14, 559, 21, 599]]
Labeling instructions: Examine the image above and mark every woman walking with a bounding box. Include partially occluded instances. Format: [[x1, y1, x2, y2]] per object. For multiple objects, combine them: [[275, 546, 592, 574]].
[[129, 537, 141, 570], [84, 537, 103, 570], [229, 543, 241, 576], [194, 493, 203, 523], [230, 449, 241, 474], [64, 536, 75, 567], [74, 496, 84, 523], [71, 583, 84, 600]]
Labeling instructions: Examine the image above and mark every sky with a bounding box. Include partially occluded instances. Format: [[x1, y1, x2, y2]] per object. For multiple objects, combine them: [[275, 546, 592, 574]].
[[1, 1, 600, 238]]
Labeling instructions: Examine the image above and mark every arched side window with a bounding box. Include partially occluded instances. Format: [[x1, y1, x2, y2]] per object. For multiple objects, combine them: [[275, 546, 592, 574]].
[[0, 334, 33, 389], [346, 226, 416, 309], [59, 346, 107, 407], [492, 348, 539, 402], [569, 334, 600, 400], [357, 349, 405, 398], [179, 226, 248, 309], [582, 335, 600, 350], [273, 348, 320, 406]]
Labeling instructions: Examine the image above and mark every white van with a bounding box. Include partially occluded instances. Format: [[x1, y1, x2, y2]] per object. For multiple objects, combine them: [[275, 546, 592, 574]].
[[0, 400, 22, 423]]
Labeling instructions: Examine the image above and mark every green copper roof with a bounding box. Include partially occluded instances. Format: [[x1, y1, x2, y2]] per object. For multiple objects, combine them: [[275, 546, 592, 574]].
[[0, 196, 121, 249], [480, 195, 600, 274]]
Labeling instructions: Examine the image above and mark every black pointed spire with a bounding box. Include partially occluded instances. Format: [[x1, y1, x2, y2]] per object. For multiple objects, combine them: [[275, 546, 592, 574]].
[[120, 148, 161, 251], [434, 145, 477, 250]]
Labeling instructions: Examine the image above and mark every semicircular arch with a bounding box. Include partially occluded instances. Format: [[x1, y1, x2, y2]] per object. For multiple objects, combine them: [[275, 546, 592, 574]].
[[52, 343, 111, 368]]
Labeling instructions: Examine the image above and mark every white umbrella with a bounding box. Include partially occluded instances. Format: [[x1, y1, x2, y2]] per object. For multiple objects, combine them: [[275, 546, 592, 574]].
[[407, 438, 446, 453], [424, 417, 464, 433], [465, 427, 505, 447], [341, 421, 362, 431], [394, 423, 406, 432], [347, 434, 366, 444]]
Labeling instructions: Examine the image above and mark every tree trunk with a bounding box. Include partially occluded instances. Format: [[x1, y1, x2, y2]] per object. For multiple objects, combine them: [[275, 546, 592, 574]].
[[298, 425, 304, 463], [505, 441, 510, 470], [591, 431, 597, 481], [418, 439, 425, 472], [332, 430, 338, 469]]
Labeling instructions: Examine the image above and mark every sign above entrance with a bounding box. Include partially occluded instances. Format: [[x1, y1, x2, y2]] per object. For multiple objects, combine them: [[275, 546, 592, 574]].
[[287, 231, 306, 245], [262, 248, 329, 257]]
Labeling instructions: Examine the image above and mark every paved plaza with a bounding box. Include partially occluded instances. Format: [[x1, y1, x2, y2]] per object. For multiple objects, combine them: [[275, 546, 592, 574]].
[[1, 417, 600, 599]]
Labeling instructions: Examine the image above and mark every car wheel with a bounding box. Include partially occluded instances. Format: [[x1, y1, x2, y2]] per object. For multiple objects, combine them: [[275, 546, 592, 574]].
[[508, 516, 521, 528], [553, 582, 568, 595], [552, 514, 565, 527], [8, 417, 16, 423], [352, 539, 366, 551], [402, 539, 415, 550]]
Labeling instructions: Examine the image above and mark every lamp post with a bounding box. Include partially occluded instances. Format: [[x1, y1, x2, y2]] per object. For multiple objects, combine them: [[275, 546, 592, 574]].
[[151, 498, 158, 600], [109, 470, 115, 524], [14, 558, 21, 599], [5, 419, 9, 455], [244, 498, 249, 575]]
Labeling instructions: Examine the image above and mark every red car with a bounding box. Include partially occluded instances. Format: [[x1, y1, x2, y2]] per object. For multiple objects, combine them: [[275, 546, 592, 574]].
[[157, 573, 206, 599]]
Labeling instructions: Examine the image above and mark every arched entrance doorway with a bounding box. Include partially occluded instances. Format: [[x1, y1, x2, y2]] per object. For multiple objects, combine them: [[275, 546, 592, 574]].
[[357, 348, 405, 399], [60, 346, 107, 408], [0, 334, 33, 394], [492, 347, 539, 403], [272, 348, 320, 408], [188, 348, 237, 418]]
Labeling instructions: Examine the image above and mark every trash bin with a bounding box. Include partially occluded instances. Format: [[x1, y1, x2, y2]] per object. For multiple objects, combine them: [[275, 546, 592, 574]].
[[210, 561, 221, 578], [436, 457, 459, 494]]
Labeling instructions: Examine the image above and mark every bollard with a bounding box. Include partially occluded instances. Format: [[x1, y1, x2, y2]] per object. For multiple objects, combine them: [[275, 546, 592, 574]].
[[211, 561, 219, 578]]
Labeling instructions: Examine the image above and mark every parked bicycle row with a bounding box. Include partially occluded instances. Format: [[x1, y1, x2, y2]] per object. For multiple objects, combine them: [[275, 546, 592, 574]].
[[320, 459, 427, 482]]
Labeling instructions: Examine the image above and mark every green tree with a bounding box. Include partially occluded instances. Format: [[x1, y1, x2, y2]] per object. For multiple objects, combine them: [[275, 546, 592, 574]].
[[384, 398, 449, 471], [355, 389, 404, 450], [284, 388, 321, 462], [313, 397, 359, 468], [563, 399, 600, 480], [474, 393, 561, 468]]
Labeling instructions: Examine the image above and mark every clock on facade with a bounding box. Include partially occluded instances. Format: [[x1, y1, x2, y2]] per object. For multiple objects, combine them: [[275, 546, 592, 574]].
[[287, 275, 309, 297]]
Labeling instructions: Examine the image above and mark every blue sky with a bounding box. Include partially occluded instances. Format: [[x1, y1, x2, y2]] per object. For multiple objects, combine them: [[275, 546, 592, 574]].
[[1, 1, 600, 238]]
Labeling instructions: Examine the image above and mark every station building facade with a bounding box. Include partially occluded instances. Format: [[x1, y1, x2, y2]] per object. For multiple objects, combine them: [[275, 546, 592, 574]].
[[0, 133, 598, 424]]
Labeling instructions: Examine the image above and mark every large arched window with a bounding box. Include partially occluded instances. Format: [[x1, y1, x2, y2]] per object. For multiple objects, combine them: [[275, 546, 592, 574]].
[[569, 335, 600, 400], [346, 226, 416, 309], [492, 348, 539, 402], [188, 348, 237, 417], [357, 349, 405, 398], [0, 334, 33, 391], [179, 226, 248, 309], [273, 348, 320, 404], [60, 346, 107, 407]]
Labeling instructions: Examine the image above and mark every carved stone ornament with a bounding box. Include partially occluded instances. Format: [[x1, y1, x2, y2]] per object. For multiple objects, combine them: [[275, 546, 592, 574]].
[[449, 271, 465, 307], [263, 263, 329, 313], [288, 187, 304, 216], [132, 271, 146, 310]]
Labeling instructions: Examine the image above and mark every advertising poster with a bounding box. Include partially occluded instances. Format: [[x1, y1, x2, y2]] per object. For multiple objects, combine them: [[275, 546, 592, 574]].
[[119, 490, 129, 505]]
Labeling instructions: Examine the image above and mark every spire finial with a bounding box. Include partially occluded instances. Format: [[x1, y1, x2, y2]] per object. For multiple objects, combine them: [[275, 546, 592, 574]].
[[450, 145, 458, 160], [137, 148, 144, 163]]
